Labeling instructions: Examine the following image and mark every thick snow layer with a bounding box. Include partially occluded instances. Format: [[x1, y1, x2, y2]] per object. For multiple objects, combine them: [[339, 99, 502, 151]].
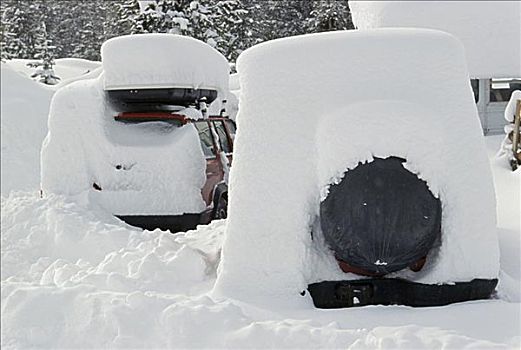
[[40, 75, 207, 215], [214, 29, 498, 304], [350, 1, 521, 78], [4, 58, 102, 88], [1, 53, 519, 350], [1, 59, 103, 196], [102, 34, 229, 95], [1, 65, 53, 194], [1, 136, 520, 348]]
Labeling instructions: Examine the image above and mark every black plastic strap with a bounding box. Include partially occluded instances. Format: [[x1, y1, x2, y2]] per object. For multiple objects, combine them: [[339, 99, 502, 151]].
[[308, 278, 498, 308]]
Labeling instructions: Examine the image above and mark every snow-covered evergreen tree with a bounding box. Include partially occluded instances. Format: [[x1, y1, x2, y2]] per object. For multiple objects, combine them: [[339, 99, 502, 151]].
[[70, 1, 107, 61], [131, 0, 247, 62], [0, 0, 354, 64], [239, 0, 313, 50], [1, 0, 40, 59], [27, 21, 60, 85], [307, 0, 353, 33], [207, 0, 248, 62], [106, 0, 141, 38]]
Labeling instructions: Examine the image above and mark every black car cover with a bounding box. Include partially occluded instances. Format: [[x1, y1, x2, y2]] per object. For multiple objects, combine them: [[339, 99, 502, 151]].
[[320, 156, 442, 275]]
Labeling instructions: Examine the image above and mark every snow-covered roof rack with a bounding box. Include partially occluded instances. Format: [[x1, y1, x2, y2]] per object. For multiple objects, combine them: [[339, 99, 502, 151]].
[[101, 34, 230, 95]]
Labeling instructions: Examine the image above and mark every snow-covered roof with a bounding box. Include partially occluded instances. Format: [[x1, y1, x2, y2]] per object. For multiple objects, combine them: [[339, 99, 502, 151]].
[[350, 1, 521, 79], [101, 34, 230, 95]]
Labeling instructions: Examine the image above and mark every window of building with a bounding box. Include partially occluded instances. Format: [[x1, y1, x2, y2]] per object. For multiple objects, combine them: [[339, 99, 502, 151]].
[[490, 78, 521, 102]]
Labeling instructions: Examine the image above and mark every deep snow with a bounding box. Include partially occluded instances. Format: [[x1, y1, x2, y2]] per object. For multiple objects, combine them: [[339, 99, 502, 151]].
[[350, 1, 521, 78], [1, 59, 102, 195], [1, 47, 520, 349], [1, 137, 519, 348]]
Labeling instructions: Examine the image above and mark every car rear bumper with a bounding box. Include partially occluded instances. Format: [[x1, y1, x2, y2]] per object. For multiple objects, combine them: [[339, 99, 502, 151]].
[[116, 214, 202, 233], [308, 278, 498, 308]]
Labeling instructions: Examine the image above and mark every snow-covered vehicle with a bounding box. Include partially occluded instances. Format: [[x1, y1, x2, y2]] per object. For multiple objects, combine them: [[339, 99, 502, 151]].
[[41, 34, 234, 232], [214, 29, 499, 308]]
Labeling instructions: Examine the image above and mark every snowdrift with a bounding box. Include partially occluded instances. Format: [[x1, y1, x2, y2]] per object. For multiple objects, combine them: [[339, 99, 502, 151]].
[[1, 64, 54, 194], [214, 29, 499, 305], [350, 1, 521, 78]]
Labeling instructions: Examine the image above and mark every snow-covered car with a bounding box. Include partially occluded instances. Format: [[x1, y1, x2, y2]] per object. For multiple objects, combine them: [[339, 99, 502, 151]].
[[41, 34, 234, 232], [214, 29, 499, 308]]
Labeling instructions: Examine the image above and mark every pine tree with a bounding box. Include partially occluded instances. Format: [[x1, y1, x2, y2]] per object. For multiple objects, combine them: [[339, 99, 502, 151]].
[[131, 0, 248, 62], [27, 21, 60, 85], [206, 0, 248, 62], [105, 0, 141, 38], [241, 0, 312, 43], [307, 0, 353, 33], [1, 0, 39, 59], [70, 1, 107, 61]]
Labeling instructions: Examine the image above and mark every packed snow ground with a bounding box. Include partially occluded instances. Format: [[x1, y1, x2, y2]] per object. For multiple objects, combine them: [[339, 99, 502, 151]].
[[1, 60, 520, 349]]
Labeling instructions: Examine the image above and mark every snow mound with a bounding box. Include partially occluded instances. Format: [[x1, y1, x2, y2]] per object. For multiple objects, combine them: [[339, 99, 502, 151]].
[[0, 192, 228, 348], [350, 1, 521, 78], [1, 194, 515, 348], [3, 58, 102, 89], [102, 34, 230, 95], [40, 75, 207, 215], [1, 64, 53, 195], [215, 29, 498, 305]]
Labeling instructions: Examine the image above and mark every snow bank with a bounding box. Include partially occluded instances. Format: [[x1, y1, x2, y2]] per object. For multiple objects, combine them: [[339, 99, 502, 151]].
[[350, 1, 521, 79], [102, 34, 229, 95], [4, 58, 102, 89], [41, 75, 207, 215], [214, 29, 498, 305], [1, 64, 53, 194], [1, 58, 104, 196], [1, 138, 519, 348], [0, 193, 228, 348]]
